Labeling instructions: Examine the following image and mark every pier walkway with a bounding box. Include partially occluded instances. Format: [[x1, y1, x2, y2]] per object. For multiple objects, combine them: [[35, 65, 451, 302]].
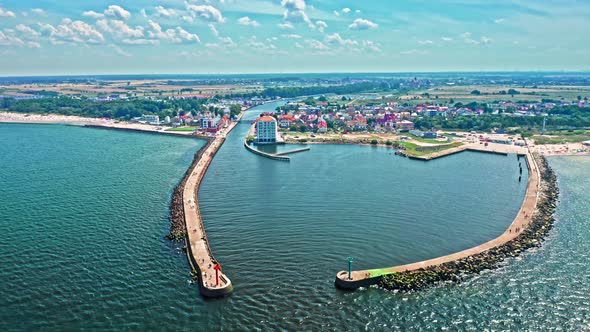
[[336, 143, 540, 289], [183, 115, 242, 297]]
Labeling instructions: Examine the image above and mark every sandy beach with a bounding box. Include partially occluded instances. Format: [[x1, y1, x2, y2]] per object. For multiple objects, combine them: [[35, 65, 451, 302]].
[[0, 112, 194, 136]]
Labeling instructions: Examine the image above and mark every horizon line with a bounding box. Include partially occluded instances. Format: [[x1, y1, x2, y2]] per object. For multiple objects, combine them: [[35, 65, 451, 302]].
[[2, 70, 590, 79]]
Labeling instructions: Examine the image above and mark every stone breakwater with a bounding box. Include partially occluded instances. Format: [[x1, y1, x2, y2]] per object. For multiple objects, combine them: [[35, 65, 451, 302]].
[[166, 137, 214, 241], [380, 153, 559, 291]]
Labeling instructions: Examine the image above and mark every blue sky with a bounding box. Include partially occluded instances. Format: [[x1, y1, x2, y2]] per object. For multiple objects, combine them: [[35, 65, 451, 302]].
[[0, 0, 589, 75]]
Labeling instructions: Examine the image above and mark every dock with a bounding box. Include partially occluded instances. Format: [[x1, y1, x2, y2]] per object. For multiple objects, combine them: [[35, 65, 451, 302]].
[[183, 115, 243, 297], [336, 143, 540, 289], [274, 147, 311, 156]]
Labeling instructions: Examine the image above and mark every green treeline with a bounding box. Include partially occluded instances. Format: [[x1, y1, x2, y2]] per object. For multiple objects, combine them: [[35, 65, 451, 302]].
[[229, 81, 396, 98], [0, 97, 242, 120]]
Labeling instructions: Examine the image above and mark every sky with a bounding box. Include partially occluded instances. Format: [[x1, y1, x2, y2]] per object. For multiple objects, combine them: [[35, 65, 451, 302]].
[[0, 0, 589, 75]]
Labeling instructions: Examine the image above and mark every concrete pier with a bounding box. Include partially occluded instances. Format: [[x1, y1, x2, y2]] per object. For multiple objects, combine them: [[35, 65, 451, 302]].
[[274, 147, 311, 156], [336, 143, 541, 289], [183, 116, 242, 297]]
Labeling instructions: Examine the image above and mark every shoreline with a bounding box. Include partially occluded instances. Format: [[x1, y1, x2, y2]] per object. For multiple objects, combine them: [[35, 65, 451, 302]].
[[0, 111, 197, 137]]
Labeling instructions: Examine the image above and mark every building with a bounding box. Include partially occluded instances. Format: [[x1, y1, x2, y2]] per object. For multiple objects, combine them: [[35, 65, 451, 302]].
[[317, 119, 328, 133], [202, 116, 221, 133], [396, 120, 414, 132], [141, 114, 160, 125], [256, 116, 278, 144], [423, 131, 438, 139]]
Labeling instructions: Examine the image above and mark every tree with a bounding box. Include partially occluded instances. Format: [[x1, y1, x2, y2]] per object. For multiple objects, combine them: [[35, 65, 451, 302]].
[[370, 139, 379, 145], [578, 96, 582, 101], [470, 90, 481, 95], [318, 95, 327, 102], [299, 125, 307, 133]]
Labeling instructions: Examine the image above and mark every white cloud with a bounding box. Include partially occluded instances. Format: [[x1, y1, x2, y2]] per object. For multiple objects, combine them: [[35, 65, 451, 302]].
[[238, 16, 260, 27], [0, 7, 15, 17], [109, 44, 131, 57], [342, 8, 351, 14], [281, 0, 312, 27], [418, 40, 433, 45], [400, 49, 427, 55], [155, 6, 178, 18], [121, 38, 159, 45], [315, 20, 328, 33], [333, 10, 340, 17], [16, 24, 40, 38], [362, 40, 380, 52], [278, 22, 294, 29], [104, 5, 131, 20], [0, 29, 40, 48], [349, 18, 377, 30], [494, 18, 505, 24], [209, 23, 219, 36], [282, 34, 302, 39], [355, 10, 361, 13], [325, 33, 357, 46], [481, 36, 492, 44], [186, 4, 225, 23], [31, 8, 46, 16], [306, 39, 328, 51], [97, 19, 144, 39], [82, 11, 104, 19], [147, 20, 200, 43], [39, 19, 104, 44], [442, 36, 453, 41]]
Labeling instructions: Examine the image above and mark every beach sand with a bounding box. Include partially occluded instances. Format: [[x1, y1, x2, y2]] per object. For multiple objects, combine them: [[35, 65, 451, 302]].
[[0, 112, 193, 136]]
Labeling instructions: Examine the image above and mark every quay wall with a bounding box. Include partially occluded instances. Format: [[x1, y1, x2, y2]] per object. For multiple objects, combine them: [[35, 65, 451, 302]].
[[243, 140, 291, 161]]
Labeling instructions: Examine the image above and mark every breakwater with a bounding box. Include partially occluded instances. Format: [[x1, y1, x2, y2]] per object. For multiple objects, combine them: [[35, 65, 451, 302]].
[[335, 148, 558, 291], [167, 138, 214, 241], [379, 153, 558, 291], [177, 118, 242, 297]]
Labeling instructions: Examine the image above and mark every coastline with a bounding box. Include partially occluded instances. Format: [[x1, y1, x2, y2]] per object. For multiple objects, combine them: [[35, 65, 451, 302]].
[[0, 111, 195, 137]]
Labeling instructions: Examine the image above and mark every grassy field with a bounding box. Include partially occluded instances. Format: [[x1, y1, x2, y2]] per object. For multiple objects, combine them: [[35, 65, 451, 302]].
[[406, 133, 450, 144], [400, 141, 463, 157], [165, 126, 197, 132], [533, 130, 590, 144]]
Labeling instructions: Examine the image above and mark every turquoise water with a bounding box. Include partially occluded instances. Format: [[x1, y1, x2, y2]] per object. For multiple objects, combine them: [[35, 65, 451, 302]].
[[0, 106, 587, 330]]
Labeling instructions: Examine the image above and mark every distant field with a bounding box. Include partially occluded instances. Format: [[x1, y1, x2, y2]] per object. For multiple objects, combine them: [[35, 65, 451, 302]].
[[392, 84, 590, 105], [0, 80, 261, 98]]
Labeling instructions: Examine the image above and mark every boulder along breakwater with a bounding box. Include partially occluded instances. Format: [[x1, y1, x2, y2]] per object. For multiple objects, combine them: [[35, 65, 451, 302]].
[[380, 153, 559, 291], [167, 137, 214, 241]]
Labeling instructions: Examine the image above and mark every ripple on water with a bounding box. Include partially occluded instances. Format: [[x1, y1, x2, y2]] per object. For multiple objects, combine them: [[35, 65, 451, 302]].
[[1, 117, 589, 331]]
